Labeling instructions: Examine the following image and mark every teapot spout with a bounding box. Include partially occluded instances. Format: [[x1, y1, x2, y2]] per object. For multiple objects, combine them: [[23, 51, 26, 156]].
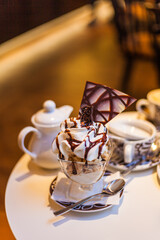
[[59, 105, 73, 119]]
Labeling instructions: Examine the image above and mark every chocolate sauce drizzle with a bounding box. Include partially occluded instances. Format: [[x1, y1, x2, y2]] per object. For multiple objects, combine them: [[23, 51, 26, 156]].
[[70, 117, 78, 128], [65, 129, 81, 152], [56, 119, 108, 163], [56, 133, 64, 159], [79, 81, 136, 124]]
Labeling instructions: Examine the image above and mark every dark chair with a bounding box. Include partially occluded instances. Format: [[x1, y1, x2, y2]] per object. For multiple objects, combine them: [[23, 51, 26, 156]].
[[145, 1, 160, 81], [111, 0, 160, 90]]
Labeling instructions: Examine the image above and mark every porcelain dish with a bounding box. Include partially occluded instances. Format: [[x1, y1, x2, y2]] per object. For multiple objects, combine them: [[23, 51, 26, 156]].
[[49, 171, 123, 213], [108, 111, 160, 171]]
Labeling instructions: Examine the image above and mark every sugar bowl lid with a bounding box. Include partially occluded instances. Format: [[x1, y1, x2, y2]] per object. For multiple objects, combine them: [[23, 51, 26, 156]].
[[31, 100, 73, 126]]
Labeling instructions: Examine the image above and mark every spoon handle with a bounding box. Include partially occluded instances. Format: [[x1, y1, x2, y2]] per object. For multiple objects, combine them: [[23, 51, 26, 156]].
[[120, 158, 142, 176], [54, 192, 102, 216]]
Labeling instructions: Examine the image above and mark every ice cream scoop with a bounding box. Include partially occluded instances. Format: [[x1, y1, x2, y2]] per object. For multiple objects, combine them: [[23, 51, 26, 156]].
[[52, 117, 110, 162]]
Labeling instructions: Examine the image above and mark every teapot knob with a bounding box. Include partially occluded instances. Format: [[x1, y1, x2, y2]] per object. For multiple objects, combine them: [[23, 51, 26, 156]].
[[43, 100, 56, 113]]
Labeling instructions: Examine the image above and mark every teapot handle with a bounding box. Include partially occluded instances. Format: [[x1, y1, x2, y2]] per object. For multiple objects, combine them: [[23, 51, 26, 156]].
[[18, 126, 40, 158]]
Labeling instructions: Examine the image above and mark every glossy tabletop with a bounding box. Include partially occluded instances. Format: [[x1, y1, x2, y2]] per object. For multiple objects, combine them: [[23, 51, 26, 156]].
[[5, 154, 160, 240]]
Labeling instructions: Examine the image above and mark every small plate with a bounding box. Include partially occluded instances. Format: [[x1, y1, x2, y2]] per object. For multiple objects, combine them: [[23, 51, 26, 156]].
[[49, 172, 123, 213], [109, 155, 160, 172]]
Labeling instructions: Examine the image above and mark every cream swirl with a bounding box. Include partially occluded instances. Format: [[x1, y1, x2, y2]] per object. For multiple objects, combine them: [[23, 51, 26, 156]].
[[52, 117, 110, 162]]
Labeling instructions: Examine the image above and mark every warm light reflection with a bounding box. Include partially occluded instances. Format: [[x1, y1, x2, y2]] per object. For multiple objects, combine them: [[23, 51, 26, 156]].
[[151, 142, 157, 151]]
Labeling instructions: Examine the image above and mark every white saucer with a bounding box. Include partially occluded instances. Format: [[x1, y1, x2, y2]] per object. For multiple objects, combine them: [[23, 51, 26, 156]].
[[109, 157, 160, 172], [49, 172, 123, 213]]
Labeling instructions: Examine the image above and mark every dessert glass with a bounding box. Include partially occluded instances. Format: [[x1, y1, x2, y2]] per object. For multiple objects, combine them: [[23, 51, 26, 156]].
[[58, 139, 112, 191]]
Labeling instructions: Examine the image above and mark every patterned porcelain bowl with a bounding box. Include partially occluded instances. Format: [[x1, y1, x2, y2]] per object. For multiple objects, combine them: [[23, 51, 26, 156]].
[[108, 118, 156, 163]]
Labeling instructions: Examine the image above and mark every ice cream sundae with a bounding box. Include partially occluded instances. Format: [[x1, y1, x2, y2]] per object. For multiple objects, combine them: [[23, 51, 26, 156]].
[[52, 81, 136, 185]]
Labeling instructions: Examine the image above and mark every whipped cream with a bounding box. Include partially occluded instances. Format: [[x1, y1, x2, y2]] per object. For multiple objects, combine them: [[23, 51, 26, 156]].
[[52, 117, 110, 162]]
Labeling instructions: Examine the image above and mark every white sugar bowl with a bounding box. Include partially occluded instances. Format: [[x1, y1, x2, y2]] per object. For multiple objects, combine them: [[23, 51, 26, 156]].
[[18, 100, 73, 169]]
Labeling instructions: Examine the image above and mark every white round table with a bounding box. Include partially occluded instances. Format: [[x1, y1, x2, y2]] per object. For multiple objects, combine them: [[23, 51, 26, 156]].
[[5, 154, 160, 240]]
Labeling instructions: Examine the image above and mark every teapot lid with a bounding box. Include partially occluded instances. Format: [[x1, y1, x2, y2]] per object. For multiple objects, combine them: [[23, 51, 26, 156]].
[[32, 100, 73, 126]]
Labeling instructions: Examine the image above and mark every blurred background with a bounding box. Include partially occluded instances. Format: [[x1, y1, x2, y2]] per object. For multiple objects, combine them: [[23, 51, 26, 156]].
[[0, 0, 159, 238]]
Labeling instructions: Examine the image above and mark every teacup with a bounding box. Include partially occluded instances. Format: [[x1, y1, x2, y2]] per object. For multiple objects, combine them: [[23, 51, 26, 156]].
[[136, 89, 160, 125], [107, 117, 156, 163]]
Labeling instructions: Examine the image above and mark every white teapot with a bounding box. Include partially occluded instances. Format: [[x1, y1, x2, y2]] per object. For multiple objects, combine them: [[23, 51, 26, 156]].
[[18, 100, 73, 169]]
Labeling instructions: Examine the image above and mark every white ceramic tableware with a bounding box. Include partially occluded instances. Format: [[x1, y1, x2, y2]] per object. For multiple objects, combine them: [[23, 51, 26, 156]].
[[107, 117, 156, 163], [136, 89, 160, 124], [18, 100, 73, 169], [53, 178, 125, 216]]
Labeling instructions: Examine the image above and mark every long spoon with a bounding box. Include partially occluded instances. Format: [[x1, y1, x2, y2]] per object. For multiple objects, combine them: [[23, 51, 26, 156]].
[[54, 178, 125, 216]]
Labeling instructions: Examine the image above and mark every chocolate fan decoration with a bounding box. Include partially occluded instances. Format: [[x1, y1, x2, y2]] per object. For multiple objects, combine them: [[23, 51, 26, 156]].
[[79, 81, 136, 125]]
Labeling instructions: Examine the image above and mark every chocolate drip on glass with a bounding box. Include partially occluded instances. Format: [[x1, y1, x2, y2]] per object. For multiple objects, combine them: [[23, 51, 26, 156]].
[[71, 161, 77, 175]]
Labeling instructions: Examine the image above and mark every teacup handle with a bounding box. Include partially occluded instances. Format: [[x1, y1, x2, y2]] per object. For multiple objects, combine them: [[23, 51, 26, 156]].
[[136, 99, 150, 118], [124, 144, 134, 163], [18, 126, 41, 158]]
